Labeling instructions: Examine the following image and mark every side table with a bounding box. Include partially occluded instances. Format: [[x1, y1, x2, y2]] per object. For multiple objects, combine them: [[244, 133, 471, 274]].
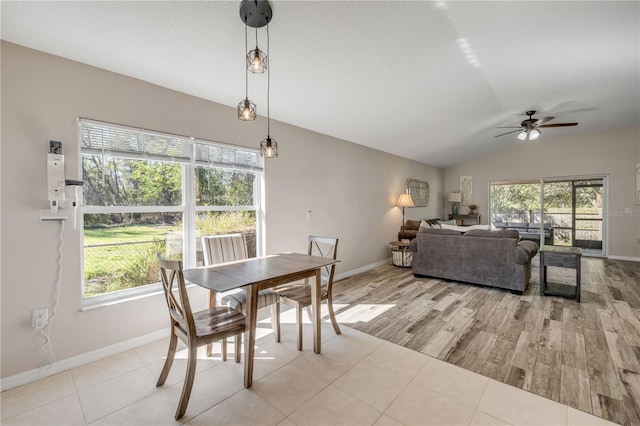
[[390, 241, 412, 268], [539, 245, 582, 302]]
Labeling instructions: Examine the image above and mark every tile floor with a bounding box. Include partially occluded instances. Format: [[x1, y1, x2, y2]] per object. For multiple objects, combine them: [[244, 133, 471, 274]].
[[1, 308, 617, 425]]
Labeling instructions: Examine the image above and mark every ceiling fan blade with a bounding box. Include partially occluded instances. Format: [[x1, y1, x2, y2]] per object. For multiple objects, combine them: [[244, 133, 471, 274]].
[[533, 116, 554, 126], [495, 129, 523, 137], [539, 122, 578, 128], [496, 126, 522, 129]]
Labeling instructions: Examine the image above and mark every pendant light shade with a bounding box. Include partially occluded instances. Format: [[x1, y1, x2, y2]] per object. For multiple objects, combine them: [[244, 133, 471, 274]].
[[260, 136, 278, 158], [247, 47, 267, 74], [237, 98, 256, 121]]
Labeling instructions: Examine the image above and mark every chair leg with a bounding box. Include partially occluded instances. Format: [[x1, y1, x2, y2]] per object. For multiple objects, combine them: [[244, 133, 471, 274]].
[[270, 302, 281, 343], [296, 305, 303, 351], [156, 331, 178, 386], [304, 306, 313, 322], [175, 345, 197, 420], [235, 334, 242, 363], [327, 297, 341, 335], [222, 338, 228, 361]]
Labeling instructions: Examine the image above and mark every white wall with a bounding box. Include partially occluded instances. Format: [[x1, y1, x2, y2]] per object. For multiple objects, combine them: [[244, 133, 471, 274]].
[[443, 126, 640, 259], [0, 42, 442, 379]]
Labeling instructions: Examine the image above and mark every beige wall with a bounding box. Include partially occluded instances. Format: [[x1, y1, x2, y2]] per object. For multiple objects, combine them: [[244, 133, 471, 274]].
[[443, 126, 640, 259], [0, 42, 442, 379]]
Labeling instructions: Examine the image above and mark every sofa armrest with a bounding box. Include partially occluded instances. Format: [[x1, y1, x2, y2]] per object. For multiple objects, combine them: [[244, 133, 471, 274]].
[[515, 240, 538, 264], [410, 239, 417, 253]]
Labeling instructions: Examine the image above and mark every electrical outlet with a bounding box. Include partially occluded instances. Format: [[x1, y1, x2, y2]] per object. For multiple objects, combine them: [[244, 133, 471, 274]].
[[32, 308, 48, 329]]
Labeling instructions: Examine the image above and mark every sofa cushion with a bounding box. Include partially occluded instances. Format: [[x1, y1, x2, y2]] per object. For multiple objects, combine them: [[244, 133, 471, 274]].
[[463, 229, 520, 239], [419, 228, 463, 236], [440, 223, 474, 232], [506, 222, 529, 229]]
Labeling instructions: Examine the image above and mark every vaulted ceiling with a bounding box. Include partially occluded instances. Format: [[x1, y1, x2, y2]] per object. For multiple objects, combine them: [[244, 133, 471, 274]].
[[2, 1, 639, 167]]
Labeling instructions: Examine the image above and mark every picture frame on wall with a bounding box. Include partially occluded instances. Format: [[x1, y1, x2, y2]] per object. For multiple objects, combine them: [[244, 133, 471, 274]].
[[460, 175, 472, 206], [405, 179, 429, 207]]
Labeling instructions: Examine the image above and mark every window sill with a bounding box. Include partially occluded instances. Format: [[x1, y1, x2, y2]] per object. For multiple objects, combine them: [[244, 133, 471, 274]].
[[80, 282, 197, 311]]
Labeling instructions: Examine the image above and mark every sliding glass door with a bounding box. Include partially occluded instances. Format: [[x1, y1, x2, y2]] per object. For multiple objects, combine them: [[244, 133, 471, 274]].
[[542, 178, 605, 255], [489, 176, 607, 256]]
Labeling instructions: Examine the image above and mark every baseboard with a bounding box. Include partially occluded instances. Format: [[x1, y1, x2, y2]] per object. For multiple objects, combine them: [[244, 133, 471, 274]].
[[335, 258, 392, 282], [608, 255, 640, 262], [1, 259, 393, 392], [0, 328, 169, 392]]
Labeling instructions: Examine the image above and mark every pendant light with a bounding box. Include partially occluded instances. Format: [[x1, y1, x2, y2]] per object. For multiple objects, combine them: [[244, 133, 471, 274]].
[[237, 23, 256, 121], [238, 0, 277, 158], [247, 26, 268, 74], [260, 21, 277, 158]]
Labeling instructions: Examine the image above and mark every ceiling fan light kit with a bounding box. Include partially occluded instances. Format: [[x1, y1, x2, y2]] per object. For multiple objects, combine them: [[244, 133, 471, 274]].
[[238, 0, 278, 158], [496, 110, 578, 141]]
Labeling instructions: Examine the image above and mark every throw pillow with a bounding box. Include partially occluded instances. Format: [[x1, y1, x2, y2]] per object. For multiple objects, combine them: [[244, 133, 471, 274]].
[[419, 220, 430, 230], [440, 223, 472, 232], [467, 224, 490, 231]]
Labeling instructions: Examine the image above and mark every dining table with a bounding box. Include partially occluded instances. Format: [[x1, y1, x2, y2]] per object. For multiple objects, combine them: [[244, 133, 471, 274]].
[[183, 252, 339, 388]]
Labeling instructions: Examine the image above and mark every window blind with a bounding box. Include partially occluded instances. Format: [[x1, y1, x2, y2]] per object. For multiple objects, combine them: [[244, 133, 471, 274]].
[[79, 118, 262, 171]]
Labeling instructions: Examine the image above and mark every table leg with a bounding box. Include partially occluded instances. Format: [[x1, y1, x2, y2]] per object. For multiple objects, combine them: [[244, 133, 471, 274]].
[[576, 256, 581, 303], [207, 291, 217, 357], [312, 269, 321, 354], [244, 284, 258, 388], [539, 253, 545, 296]]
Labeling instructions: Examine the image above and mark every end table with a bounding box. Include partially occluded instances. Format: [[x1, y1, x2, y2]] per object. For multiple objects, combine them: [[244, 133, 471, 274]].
[[390, 241, 412, 268], [539, 245, 582, 302]]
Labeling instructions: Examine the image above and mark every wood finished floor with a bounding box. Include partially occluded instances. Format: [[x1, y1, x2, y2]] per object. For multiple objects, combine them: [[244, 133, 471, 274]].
[[332, 257, 640, 425]]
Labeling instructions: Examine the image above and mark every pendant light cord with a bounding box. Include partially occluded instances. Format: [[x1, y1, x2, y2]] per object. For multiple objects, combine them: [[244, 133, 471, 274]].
[[244, 22, 249, 98], [267, 23, 271, 137]]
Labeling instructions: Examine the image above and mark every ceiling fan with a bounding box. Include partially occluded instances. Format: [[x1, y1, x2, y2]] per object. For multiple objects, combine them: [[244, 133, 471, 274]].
[[495, 110, 578, 141]]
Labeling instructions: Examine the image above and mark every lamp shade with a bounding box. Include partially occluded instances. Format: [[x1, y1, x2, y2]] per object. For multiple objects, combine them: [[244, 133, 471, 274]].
[[448, 192, 462, 203], [397, 193, 415, 208], [529, 128, 541, 140]]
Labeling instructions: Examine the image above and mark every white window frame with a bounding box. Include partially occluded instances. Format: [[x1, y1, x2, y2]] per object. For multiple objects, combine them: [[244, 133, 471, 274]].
[[78, 118, 264, 310]]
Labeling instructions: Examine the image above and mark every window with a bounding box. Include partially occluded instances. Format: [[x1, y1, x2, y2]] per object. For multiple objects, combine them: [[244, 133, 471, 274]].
[[79, 119, 264, 307]]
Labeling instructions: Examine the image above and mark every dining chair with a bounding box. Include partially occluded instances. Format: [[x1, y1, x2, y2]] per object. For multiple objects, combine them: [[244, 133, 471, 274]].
[[202, 234, 281, 351], [276, 236, 340, 350], [156, 254, 245, 420]]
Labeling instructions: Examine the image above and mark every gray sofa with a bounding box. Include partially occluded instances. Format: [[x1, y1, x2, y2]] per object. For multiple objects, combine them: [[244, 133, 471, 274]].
[[493, 221, 554, 245], [410, 228, 538, 293]]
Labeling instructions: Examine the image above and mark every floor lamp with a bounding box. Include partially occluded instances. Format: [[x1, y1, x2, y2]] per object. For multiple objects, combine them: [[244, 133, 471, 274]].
[[397, 192, 415, 239]]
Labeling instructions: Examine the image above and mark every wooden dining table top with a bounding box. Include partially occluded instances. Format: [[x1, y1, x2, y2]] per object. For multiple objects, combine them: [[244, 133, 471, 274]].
[[183, 252, 339, 292]]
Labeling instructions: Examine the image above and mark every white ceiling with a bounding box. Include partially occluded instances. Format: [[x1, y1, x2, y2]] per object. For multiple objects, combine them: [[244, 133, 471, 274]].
[[2, 1, 639, 167]]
